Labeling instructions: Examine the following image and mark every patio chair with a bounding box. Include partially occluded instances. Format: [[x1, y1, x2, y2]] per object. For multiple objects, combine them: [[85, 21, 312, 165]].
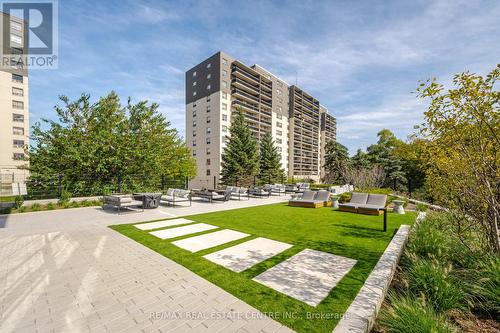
[[212, 189, 232, 203], [357, 194, 387, 215], [162, 189, 192, 207], [338, 192, 368, 213], [102, 194, 144, 214], [249, 187, 271, 198], [230, 187, 249, 200], [288, 190, 329, 208]]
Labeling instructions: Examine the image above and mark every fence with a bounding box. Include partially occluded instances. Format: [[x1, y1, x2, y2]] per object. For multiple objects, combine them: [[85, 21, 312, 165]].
[[0, 171, 188, 200]]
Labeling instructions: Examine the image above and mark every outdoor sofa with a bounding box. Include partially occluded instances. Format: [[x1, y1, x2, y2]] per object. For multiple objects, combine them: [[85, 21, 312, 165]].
[[338, 192, 387, 215], [288, 190, 331, 208], [102, 194, 144, 214], [263, 184, 286, 196], [226, 186, 250, 200], [161, 188, 192, 207], [191, 189, 232, 203], [249, 187, 271, 198]]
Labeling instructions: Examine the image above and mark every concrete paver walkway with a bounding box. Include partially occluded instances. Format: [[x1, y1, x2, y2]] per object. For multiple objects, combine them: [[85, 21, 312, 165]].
[[172, 229, 249, 253], [0, 196, 293, 332], [253, 249, 357, 307]]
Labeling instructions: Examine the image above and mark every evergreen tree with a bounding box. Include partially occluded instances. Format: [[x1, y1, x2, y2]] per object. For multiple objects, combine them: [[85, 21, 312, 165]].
[[220, 109, 259, 187], [259, 132, 285, 184], [323, 141, 349, 184]]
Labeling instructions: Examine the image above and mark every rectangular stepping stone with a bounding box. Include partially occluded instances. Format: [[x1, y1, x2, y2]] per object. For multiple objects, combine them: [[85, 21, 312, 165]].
[[253, 249, 356, 307], [172, 229, 250, 252], [134, 218, 194, 230], [203, 237, 292, 272], [149, 223, 217, 240]]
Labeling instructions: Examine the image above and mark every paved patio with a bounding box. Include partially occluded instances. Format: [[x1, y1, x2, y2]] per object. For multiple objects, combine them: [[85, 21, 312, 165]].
[[0, 196, 294, 333]]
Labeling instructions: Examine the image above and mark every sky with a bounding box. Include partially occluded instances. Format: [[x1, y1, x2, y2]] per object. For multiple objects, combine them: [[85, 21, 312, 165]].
[[28, 0, 500, 154]]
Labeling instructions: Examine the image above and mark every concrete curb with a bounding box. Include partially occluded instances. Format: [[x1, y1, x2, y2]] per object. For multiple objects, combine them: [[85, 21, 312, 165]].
[[332, 212, 426, 333]]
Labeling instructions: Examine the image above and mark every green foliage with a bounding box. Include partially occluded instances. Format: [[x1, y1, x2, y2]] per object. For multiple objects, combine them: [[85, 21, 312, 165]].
[[323, 141, 349, 184], [46, 202, 55, 210], [466, 256, 500, 314], [416, 203, 429, 212], [28, 92, 196, 197], [1, 207, 12, 214], [31, 203, 41, 211], [403, 259, 467, 313], [350, 149, 371, 169], [17, 206, 26, 213], [58, 190, 71, 205], [259, 132, 285, 184], [70, 201, 80, 208], [14, 195, 24, 209], [220, 109, 259, 187], [380, 293, 456, 333], [417, 65, 500, 253]]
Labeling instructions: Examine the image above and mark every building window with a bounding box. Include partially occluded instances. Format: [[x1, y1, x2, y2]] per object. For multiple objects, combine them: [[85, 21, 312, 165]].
[[278, 97, 283, 103], [193, 110, 197, 117], [13, 153, 24, 160], [222, 125, 228, 133], [222, 81, 228, 88], [276, 89, 281, 95], [206, 96, 211, 102], [222, 70, 227, 77], [207, 73, 211, 79], [277, 147, 282, 152], [207, 84, 211, 90], [193, 102, 197, 107], [193, 130, 196, 137], [206, 127, 211, 134], [13, 127, 24, 135], [206, 137, 211, 144], [206, 63, 211, 69], [206, 169, 211, 176], [192, 140, 197, 147], [206, 116, 211, 123], [12, 87, 23, 96], [12, 113, 24, 122], [278, 106, 282, 112], [192, 81, 197, 86], [221, 103, 227, 111], [276, 122, 282, 128], [10, 21, 22, 32], [193, 91, 197, 97], [222, 136, 227, 143], [206, 159, 211, 166], [276, 130, 282, 136], [13, 139, 24, 148], [222, 114, 228, 121], [10, 34, 22, 45], [207, 105, 211, 112], [206, 148, 211, 155], [222, 58, 227, 65], [12, 74, 23, 83], [193, 71, 197, 77], [12, 100, 23, 110], [193, 120, 197, 127], [277, 114, 282, 120], [222, 92, 227, 99], [192, 150, 197, 156], [276, 138, 282, 144]]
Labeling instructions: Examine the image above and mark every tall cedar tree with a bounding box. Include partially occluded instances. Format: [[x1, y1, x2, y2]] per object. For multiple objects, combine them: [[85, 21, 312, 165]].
[[259, 132, 285, 184], [220, 109, 259, 187], [323, 141, 349, 184]]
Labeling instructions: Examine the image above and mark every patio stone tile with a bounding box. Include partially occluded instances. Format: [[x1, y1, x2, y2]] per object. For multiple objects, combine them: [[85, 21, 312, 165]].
[[149, 223, 218, 240], [133, 218, 195, 230], [203, 238, 292, 272], [253, 249, 356, 307], [172, 229, 250, 252]]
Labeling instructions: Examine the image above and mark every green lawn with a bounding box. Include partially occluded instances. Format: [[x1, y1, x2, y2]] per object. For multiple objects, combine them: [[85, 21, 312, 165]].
[[111, 203, 416, 333]]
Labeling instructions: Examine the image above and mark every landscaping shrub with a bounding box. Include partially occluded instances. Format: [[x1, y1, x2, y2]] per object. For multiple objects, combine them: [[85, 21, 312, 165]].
[[338, 192, 351, 203], [70, 201, 80, 208], [1, 207, 12, 214], [31, 203, 41, 212], [380, 293, 456, 333], [46, 202, 55, 210], [14, 195, 24, 209], [58, 190, 71, 206], [17, 206, 26, 213], [416, 203, 428, 212], [466, 256, 500, 315], [404, 215, 452, 262], [403, 258, 467, 313]]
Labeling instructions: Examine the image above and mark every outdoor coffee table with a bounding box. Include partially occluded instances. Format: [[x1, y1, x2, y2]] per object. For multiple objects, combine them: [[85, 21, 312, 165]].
[[331, 196, 340, 209], [133, 192, 162, 209]]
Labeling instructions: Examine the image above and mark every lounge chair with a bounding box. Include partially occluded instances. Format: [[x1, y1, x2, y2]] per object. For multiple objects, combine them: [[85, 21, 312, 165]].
[[249, 187, 271, 198], [288, 190, 330, 208], [338, 192, 387, 215], [161, 188, 192, 207], [212, 189, 232, 202], [228, 186, 249, 200], [102, 194, 144, 214]]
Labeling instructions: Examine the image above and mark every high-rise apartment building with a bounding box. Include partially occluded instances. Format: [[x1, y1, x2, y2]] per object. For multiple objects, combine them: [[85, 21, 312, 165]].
[[0, 12, 29, 180], [185, 51, 336, 188]]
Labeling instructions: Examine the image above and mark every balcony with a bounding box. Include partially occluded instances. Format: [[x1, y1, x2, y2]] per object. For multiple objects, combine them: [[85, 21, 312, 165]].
[[232, 77, 260, 95], [232, 66, 260, 85], [232, 100, 259, 113], [232, 88, 260, 104]]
